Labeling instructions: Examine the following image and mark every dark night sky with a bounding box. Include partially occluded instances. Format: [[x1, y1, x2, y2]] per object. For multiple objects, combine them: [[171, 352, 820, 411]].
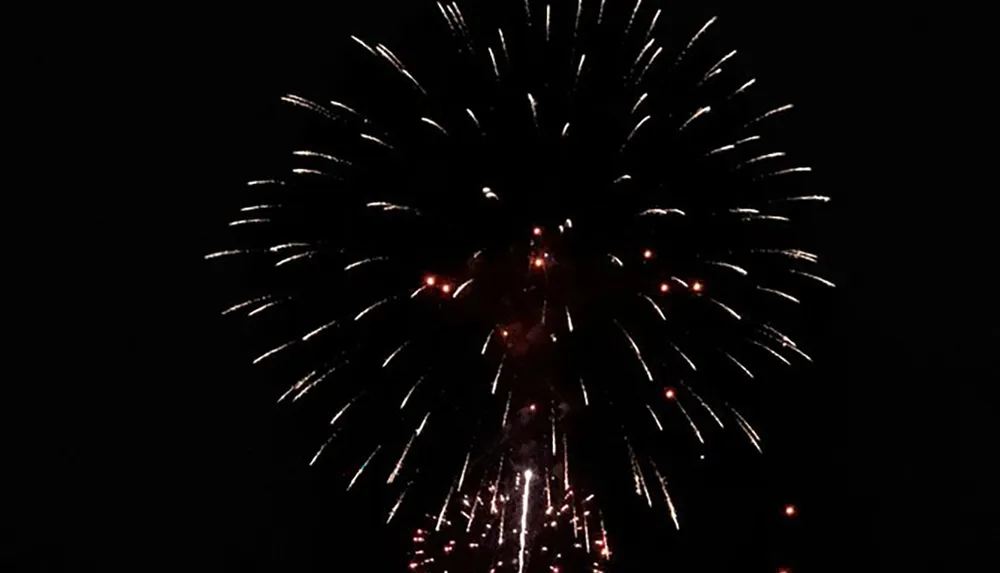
[[5, 2, 991, 572]]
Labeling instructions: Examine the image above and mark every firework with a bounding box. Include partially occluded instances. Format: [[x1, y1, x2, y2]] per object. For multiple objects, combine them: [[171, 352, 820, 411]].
[[208, 0, 832, 532]]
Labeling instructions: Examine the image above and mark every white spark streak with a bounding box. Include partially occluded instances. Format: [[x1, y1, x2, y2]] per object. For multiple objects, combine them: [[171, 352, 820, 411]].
[[675, 398, 705, 444], [671, 276, 689, 288], [278, 369, 316, 403], [361, 133, 394, 149], [518, 470, 533, 573], [724, 351, 755, 378], [579, 377, 589, 406], [292, 362, 344, 402], [641, 295, 666, 320], [736, 152, 786, 169], [350, 35, 376, 55], [646, 404, 663, 431], [545, 4, 551, 42], [400, 376, 424, 410], [253, 341, 295, 365], [749, 338, 791, 365], [563, 433, 570, 490], [241, 204, 278, 212], [270, 243, 311, 252], [752, 249, 819, 262], [679, 106, 711, 131], [502, 391, 512, 429], [757, 286, 801, 304], [291, 168, 332, 178], [551, 414, 558, 455], [776, 195, 832, 203], [730, 208, 760, 214], [791, 270, 836, 287], [387, 412, 431, 484], [292, 150, 352, 165], [489, 47, 501, 79], [457, 451, 471, 490], [631, 92, 648, 115], [565, 306, 574, 332], [410, 285, 427, 299], [481, 330, 494, 355], [281, 94, 337, 121], [387, 485, 409, 523], [309, 434, 335, 466], [527, 93, 539, 127], [635, 47, 663, 84], [731, 78, 757, 98], [491, 355, 506, 394], [705, 50, 737, 79], [330, 397, 356, 427], [756, 167, 812, 180], [625, 0, 643, 36], [616, 322, 653, 382], [733, 411, 763, 453], [632, 39, 656, 71], [651, 463, 680, 530], [575, 0, 583, 35], [598, 0, 606, 24], [638, 207, 686, 216], [675, 16, 717, 67], [205, 249, 251, 259], [382, 341, 409, 368], [742, 214, 791, 222], [229, 218, 269, 227], [247, 179, 285, 187], [328, 100, 365, 121], [482, 186, 499, 199], [576, 54, 587, 82], [708, 297, 742, 320], [670, 342, 697, 371], [345, 256, 389, 271], [682, 383, 724, 428], [706, 261, 748, 275], [614, 174, 633, 183], [499, 29, 509, 62], [744, 104, 794, 129], [644, 9, 662, 43], [785, 344, 814, 362], [420, 117, 449, 136], [609, 254, 624, 267], [453, 278, 474, 298], [466, 108, 481, 131], [248, 299, 285, 317], [561, 122, 571, 137], [347, 446, 380, 490], [436, 484, 454, 531], [354, 297, 393, 321], [623, 115, 651, 149], [705, 134, 760, 156], [276, 251, 318, 267]]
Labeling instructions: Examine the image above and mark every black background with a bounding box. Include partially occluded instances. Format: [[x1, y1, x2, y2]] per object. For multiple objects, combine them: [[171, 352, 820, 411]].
[[5, 1, 990, 572]]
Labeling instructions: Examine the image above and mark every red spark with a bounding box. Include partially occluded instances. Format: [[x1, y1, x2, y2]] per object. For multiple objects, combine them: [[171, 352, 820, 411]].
[[691, 280, 704, 292], [425, 275, 437, 287], [533, 226, 543, 236], [501, 329, 509, 337], [664, 387, 676, 400], [643, 249, 653, 259], [441, 283, 452, 294], [529, 404, 537, 412], [784, 504, 797, 517], [659, 282, 670, 293], [534, 257, 545, 268]]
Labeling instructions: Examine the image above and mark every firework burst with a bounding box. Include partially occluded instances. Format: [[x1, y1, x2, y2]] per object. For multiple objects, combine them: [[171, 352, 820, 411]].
[[208, 0, 832, 531]]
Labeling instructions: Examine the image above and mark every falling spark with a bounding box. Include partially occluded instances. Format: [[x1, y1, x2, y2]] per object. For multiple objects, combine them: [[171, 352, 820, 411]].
[[561, 122, 571, 137], [635, 47, 663, 84], [277, 370, 316, 403], [270, 242, 311, 252], [732, 409, 762, 453], [705, 134, 761, 155], [205, 249, 250, 259], [350, 35, 377, 55], [708, 297, 743, 320], [675, 16, 717, 68], [775, 195, 832, 203], [564, 306, 574, 332], [579, 377, 589, 406], [527, 93, 539, 127], [240, 204, 278, 212], [724, 351, 755, 378], [400, 376, 425, 410], [682, 383, 724, 428], [466, 108, 481, 131], [632, 39, 656, 72], [575, 54, 587, 83], [281, 94, 337, 121], [638, 207, 686, 216], [679, 106, 711, 131], [736, 152, 786, 169], [488, 47, 500, 79], [253, 341, 295, 365], [545, 4, 551, 42], [641, 294, 666, 320], [382, 341, 410, 368], [675, 398, 705, 444], [651, 462, 680, 530], [615, 321, 654, 382], [756, 167, 812, 180], [790, 270, 836, 287], [670, 276, 689, 288], [345, 256, 389, 272], [292, 362, 344, 402], [361, 133, 394, 149], [744, 104, 794, 129], [347, 445, 381, 490], [483, 186, 499, 199], [328, 100, 366, 121], [491, 355, 506, 394], [609, 254, 624, 267], [751, 248, 820, 262], [625, 0, 643, 36], [551, 414, 558, 455], [291, 168, 332, 178], [786, 344, 814, 362], [757, 286, 801, 304], [223, 296, 273, 316], [643, 9, 662, 43], [388, 412, 431, 484], [247, 179, 285, 187], [574, 0, 583, 36], [498, 29, 509, 62], [705, 49, 737, 79], [276, 251, 318, 267], [501, 391, 512, 428], [631, 92, 648, 115], [516, 470, 533, 573], [309, 433, 335, 466], [742, 214, 791, 222], [563, 435, 570, 490], [646, 404, 664, 431], [622, 115, 651, 150], [457, 451, 472, 490], [481, 330, 494, 354], [670, 342, 697, 371], [614, 174, 633, 184], [453, 278, 474, 298], [355, 297, 394, 321], [420, 117, 450, 136], [292, 150, 352, 165], [598, 0, 606, 24], [229, 218, 269, 227], [730, 78, 757, 98], [387, 485, 410, 523], [706, 261, 748, 275], [248, 298, 286, 317], [330, 397, 357, 426], [436, 484, 454, 531], [749, 338, 792, 365]]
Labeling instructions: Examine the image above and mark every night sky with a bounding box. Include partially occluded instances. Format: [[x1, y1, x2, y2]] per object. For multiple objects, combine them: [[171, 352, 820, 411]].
[[5, 2, 989, 572]]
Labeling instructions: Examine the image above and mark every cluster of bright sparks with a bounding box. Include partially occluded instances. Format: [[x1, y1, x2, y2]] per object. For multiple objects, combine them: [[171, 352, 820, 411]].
[[208, 1, 830, 570], [409, 460, 610, 572]]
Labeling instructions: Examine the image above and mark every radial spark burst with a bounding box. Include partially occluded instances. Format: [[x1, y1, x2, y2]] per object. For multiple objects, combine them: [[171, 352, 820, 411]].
[[208, 0, 832, 531]]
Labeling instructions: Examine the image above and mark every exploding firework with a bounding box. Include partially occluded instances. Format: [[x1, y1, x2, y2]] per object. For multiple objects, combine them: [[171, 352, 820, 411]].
[[409, 457, 610, 572], [208, 0, 832, 528]]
